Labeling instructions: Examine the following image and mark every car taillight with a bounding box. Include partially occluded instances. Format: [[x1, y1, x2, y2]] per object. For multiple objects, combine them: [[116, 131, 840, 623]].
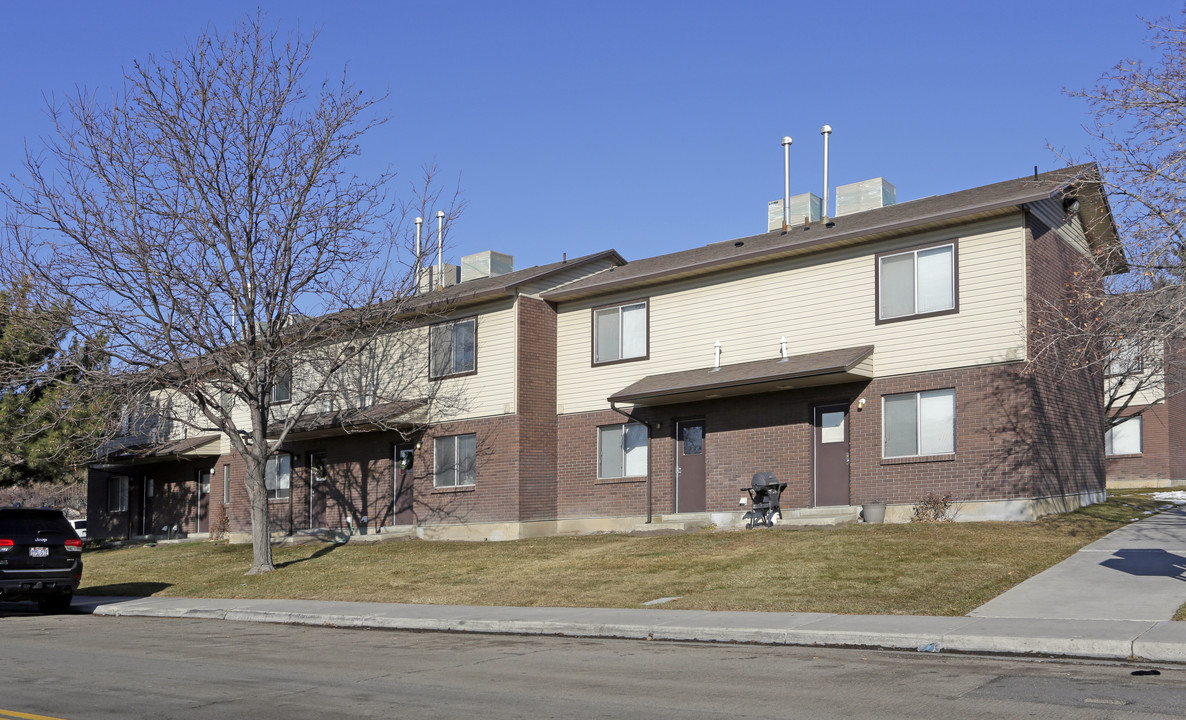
[[65, 538, 83, 552], [0, 539, 12, 552]]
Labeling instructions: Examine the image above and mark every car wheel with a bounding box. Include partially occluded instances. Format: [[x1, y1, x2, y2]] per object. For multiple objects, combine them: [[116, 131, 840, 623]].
[[38, 593, 73, 614]]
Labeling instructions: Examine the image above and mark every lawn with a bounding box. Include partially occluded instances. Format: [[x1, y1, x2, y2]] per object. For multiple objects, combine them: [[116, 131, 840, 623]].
[[79, 489, 1171, 616]]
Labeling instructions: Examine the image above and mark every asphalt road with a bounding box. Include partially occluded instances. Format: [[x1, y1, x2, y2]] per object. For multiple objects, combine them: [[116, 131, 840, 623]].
[[2, 609, 1186, 719]]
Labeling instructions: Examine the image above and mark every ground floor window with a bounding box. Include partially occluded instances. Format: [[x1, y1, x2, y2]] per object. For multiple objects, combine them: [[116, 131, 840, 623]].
[[435, 433, 476, 488], [1105, 416, 1142, 456], [598, 422, 648, 478], [106, 476, 129, 512], [266, 454, 292, 500], [223, 464, 230, 504], [883, 388, 955, 458]]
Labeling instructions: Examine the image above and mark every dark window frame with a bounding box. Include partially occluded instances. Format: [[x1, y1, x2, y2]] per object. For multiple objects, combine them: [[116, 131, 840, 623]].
[[590, 298, 650, 367], [429, 317, 479, 380], [433, 433, 477, 488], [874, 240, 960, 325], [881, 387, 957, 459]]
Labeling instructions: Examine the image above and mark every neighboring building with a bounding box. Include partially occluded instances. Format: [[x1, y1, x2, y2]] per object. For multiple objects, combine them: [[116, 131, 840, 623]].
[[89, 163, 1119, 540], [1104, 336, 1186, 489]]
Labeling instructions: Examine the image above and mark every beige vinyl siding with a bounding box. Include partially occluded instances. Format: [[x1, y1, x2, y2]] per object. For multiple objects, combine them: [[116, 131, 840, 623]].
[[556, 216, 1028, 413], [426, 298, 518, 422], [1026, 198, 1090, 255]]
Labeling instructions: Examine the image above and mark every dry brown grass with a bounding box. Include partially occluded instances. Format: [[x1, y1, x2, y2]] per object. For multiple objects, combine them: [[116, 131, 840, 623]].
[[80, 489, 1171, 616]]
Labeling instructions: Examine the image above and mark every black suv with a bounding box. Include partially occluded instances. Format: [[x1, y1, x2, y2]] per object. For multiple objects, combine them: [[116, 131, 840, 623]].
[[0, 507, 83, 613]]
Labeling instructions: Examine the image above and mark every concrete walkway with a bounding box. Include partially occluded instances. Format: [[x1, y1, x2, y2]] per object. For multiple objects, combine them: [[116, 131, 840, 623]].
[[971, 505, 1186, 622], [63, 505, 1186, 665]]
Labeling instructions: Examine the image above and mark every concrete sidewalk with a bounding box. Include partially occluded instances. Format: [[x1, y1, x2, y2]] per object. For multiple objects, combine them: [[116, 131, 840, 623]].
[[72, 594, 1186, 663], [65, 504, 1186, 664], [971, 505, 1186, 622]]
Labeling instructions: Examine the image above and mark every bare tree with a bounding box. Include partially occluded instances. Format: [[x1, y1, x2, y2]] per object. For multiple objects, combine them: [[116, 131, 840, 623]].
[[2, 14, 462, 574], [1033, 9, 1186, 428]]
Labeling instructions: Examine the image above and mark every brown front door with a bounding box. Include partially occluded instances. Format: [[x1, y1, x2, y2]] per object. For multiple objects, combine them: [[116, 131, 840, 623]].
[[196, 469, 211, 533], [813, 403, 850, 507], [393, 445, 416, 525], [309, 452, 328, 528], [675, 420, 706, 513]]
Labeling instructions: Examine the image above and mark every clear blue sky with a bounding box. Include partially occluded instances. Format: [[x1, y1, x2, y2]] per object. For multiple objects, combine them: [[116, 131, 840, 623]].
[[0, 1, 1175, 268]]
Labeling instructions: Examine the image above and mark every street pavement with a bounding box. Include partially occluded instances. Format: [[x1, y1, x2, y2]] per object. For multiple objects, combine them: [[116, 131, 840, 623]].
[[68, 504, 1186, 664]]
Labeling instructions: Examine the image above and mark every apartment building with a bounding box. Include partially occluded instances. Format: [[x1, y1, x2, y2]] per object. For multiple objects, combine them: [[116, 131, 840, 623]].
[[88, 163, 1119, 540]]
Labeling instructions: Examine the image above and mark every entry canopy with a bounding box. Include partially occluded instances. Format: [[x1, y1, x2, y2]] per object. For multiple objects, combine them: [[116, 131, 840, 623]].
[[100, 434, 222, 464], [608, 345, 874, 407], [267, 399, 426, 440]]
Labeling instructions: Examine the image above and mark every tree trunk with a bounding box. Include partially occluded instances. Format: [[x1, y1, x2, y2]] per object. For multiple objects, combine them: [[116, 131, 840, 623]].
[[244, 453, 274, 575]]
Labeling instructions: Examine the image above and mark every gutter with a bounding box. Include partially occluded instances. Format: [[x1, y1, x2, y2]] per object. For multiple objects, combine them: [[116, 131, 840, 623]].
[[610, 401, 653, 525]]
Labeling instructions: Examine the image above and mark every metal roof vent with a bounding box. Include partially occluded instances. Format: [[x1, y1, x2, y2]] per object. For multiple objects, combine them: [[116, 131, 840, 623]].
[[834, 178, 896, 217], [460, 251, 514, 282], [768, 194, 822, 231]]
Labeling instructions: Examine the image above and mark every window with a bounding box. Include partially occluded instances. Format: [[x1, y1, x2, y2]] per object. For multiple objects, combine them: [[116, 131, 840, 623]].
[[107, 476, 129, 513], [1106, 416, 1142, 456], [310, 451, 329, 484], [883, 389, 955, 458], [198, 468, 212, 496], [878, 244, 956, 321], [222, 464, 230, 504], [270, 368, 292, 404], [430, 318, 477, 378], [1107, 338, 1143, 377], [598, 423, 648, 478], [434, 433, 476, 488], [265, 454, 292, 500], [594, 301, 648, 364]]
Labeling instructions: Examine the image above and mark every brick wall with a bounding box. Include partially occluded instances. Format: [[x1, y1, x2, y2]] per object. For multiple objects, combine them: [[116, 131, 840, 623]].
[[1024, 212, 1106, 496], [517, 296, 558, 521], [1106, 403, 1170, 484], [86, 459, 215, 539]]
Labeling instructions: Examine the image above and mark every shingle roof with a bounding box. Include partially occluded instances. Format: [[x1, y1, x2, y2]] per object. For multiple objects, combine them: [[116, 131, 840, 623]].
[[405, 249, 625, 310], [104, 434, 221, 461], [543, 164, 1113, 303], [608, 345, 875, 406], [267, 399, 425, 437]]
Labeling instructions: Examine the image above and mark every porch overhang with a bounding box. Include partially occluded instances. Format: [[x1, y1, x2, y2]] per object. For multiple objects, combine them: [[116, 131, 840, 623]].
[[608, 345, 874, 407], [96, 434, 222, 466], [267, 399, 426, 441]]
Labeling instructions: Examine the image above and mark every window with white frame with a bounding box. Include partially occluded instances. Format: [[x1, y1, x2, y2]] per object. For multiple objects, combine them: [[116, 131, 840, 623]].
[[265, 454, 292, 500], [594, 301, 648, 364], [598, 423, 649, 478], [434, 433, 476, 488], [1105, 416, 1142, 456], [223, 464, 231, 504], [107, 476, 129, 513], [878, 244, 955, 321], [883, 389, 955, 458], [430, 318, 477, 378]]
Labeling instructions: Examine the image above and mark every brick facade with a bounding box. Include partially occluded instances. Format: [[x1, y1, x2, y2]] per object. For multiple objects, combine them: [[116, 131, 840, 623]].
[[1106, 403, 1171, 485]]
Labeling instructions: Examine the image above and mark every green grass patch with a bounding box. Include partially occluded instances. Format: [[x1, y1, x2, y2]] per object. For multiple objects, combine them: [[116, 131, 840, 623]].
[[80, 489, 1179, 616]]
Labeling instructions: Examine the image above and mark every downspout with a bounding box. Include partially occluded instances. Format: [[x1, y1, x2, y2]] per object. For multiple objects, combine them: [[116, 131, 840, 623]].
[[610, 401, 653, 524]]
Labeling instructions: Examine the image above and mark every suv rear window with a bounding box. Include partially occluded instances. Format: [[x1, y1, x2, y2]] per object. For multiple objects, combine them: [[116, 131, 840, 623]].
[[0, 509, 74, 535]]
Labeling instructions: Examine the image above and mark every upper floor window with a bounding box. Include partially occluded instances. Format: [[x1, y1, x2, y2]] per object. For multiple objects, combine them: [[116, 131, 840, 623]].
[[270, 368, 292, 404], [877, 243, 956, 322], [883, 388, 955, 458], [1107, 337, 1143, 377], [594, 300, 648, 364], [430, 318, 477, 378], [1105, 416, 1142, 456]]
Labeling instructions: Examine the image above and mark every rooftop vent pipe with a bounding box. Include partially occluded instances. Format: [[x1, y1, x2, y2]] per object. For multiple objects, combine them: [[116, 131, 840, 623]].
[[781, 136, 793, 231], [820, 125, 832, 219], [436, 211, 445, 286]]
